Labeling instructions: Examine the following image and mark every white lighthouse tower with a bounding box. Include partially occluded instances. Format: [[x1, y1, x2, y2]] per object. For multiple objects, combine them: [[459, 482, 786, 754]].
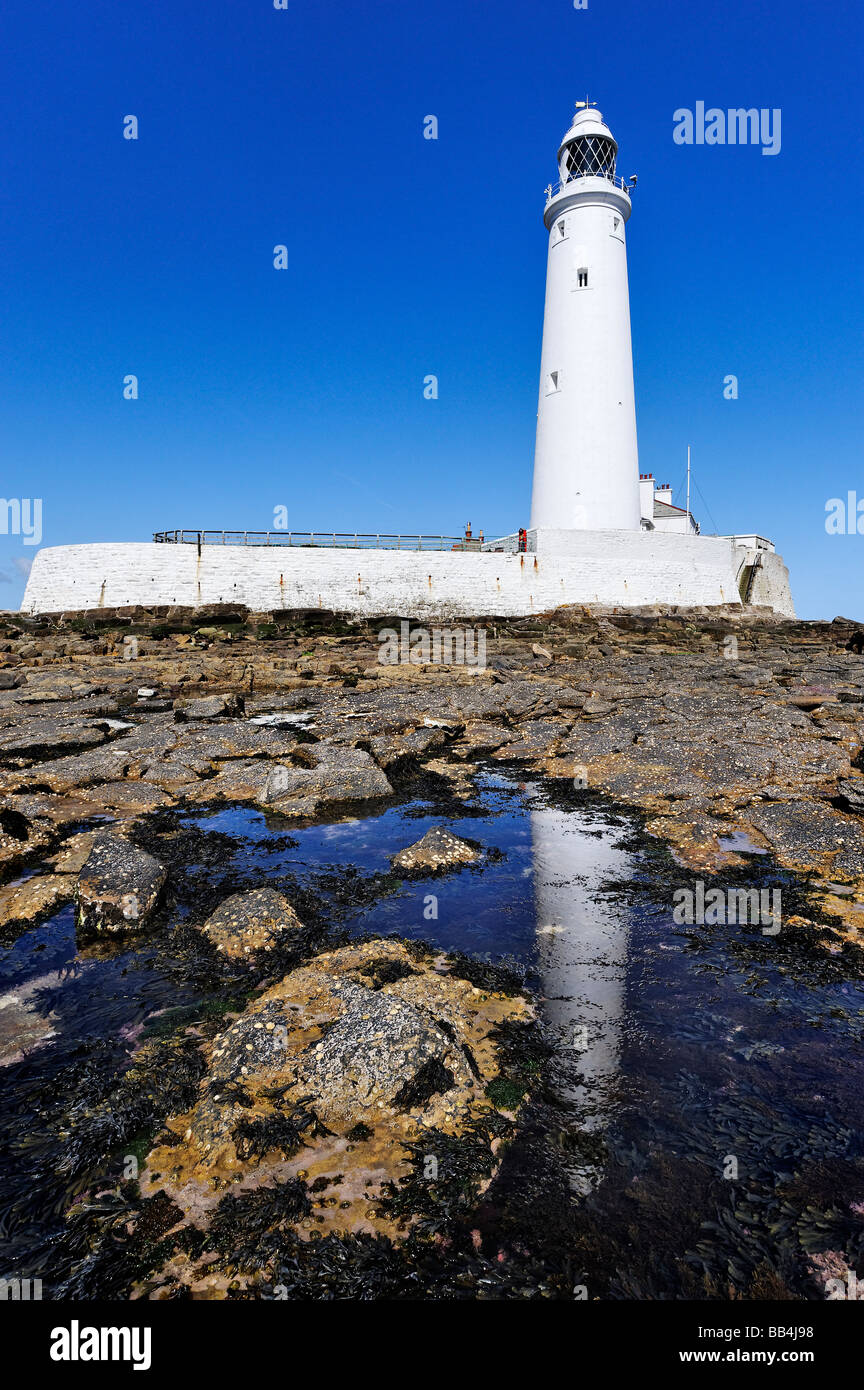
[[530, 102, 641, 532]]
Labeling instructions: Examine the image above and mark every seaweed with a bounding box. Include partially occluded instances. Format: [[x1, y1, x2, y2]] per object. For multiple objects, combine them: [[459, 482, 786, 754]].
[[232, 1102, 329, 1162], [204, 1180, 312, 1273], [377, 1113, 514, 1238], [392, 1058, 455, 1111]]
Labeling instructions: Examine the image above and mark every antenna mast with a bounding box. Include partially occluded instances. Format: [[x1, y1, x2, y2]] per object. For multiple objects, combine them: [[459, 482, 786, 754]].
[[686, 446, 691, 531]]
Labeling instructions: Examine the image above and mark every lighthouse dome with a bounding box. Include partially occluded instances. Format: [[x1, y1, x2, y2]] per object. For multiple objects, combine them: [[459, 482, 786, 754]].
[[557, 104, 618, 182]]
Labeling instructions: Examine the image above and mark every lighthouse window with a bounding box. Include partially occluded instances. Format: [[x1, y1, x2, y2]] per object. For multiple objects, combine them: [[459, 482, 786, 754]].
[[546, 371, 560, 394], [555, 219, 567, 241], [577, 267, 588, 288]]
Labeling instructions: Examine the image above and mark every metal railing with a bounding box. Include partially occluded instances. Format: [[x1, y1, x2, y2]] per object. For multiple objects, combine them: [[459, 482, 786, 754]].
[[153, 530, 476, 551], [545, 172, 632, 204]]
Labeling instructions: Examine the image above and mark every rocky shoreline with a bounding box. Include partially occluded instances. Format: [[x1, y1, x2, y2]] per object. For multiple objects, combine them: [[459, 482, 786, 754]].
[[1, 601, 863, 942], [2, 599, 864, 1298]]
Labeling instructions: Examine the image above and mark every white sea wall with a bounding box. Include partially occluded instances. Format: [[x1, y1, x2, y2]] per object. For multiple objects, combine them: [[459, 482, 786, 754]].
[[20, 532, 795, 618], [747, 549, 794, 614]]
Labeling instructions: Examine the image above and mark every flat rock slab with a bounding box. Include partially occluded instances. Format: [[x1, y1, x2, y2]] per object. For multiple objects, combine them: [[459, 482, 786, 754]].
[[365, 728, 446, 768], [491, 718, 569, 759], [77, 781, 174, 814], [260, 745, 393, 810], [202, 887, 303, 959], [451, 722, 515, 759], [0, 873, 74, 934], [391, 825, 482, 874], [749, 801, 864, 879], [0, 717, 110, 760], [76, 834, 167, 937], [174, 693, 245, 721]]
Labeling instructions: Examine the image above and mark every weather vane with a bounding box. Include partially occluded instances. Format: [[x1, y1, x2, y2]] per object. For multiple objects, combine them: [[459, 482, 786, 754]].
[[575, 96, 597, 111]]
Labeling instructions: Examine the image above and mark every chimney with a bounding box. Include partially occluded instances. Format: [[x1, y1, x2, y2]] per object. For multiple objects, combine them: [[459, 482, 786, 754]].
[[639, 472, 655, 522]]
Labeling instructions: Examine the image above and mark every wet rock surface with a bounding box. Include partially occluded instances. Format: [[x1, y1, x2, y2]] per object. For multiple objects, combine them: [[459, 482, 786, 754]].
[[138, 939, 530, 1288], [0, 601, 861, 937], [2, 601, 864, 1301], [76, 834, 167, 937], [201, 887, 303, 959], [392, 825, 482, 874]]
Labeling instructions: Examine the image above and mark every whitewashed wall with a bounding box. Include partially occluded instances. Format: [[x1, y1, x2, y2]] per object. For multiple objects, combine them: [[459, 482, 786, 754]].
[[20, 533, 795, 618], [747, 549, 795, 613]]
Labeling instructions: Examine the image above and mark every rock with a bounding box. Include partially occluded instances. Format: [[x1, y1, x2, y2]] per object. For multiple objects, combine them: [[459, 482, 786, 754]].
[[181, 759, 279, 805], [76, 834, 167, 937], [140, 758, 204, 795], [491, 718, 568, 759], [77, 782, 173, 814], [391, 825, 482, 874], [730, 665, 773, 687], [174, 723, 296, 762], [786, 688, 840, 710], [451, 722, 515, 759], [0, 671, 23, 690], [47, 831, 101, 874], [750, 801, 864, 879], [366, 727, 446, 769], [0, 716, 110, 760], [174, 693, 246, 721], [201, 888, 303, 959], [0, 800, 52, 873], [258, 745, 393, 810], [141, 940, 532, 1238], [836, 778, 864, 812], [0, 874, 74, 934], [582, 695, 616, 716]]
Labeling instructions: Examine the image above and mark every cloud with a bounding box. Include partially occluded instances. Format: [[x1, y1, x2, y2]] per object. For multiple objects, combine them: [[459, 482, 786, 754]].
[[11, 556, 33, 578]]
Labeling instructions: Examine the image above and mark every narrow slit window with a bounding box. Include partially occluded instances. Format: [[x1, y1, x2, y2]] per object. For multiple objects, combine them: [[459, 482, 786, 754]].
[[577, 267, 588, 288], [556, 219, 566, 240], [546, 370, 560, 393]]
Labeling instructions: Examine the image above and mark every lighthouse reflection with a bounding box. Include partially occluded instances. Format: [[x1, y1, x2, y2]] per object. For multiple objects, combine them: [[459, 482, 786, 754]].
[[529, 799, 633, 1185]]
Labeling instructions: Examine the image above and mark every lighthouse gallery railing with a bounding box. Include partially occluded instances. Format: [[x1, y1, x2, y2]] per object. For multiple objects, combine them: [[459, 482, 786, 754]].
[[545, 172, 632, 205]]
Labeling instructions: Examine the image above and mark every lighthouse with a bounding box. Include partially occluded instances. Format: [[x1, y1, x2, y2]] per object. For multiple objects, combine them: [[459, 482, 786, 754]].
[[529, 102, 641, 532]]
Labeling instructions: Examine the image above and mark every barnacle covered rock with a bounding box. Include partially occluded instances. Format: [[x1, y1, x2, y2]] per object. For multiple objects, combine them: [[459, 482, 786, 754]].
[[141, 939, 531, 1242], [391, 826, 481, 874], [201, 887, 303, 960], [76, 834, 167, 938]]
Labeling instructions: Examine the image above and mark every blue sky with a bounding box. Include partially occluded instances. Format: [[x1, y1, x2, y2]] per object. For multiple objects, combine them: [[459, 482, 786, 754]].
[[0, 0, 860, 618]]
